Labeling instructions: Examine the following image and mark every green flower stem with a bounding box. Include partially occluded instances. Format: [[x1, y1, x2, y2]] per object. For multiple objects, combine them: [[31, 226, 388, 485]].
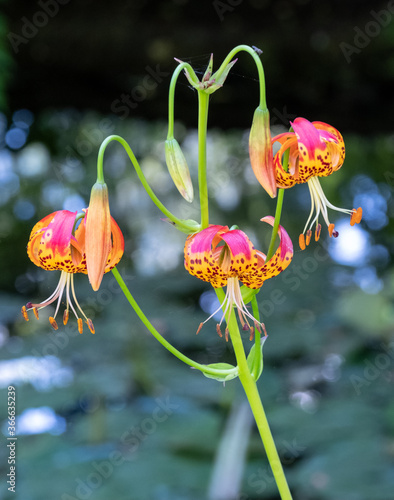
[[112, 267, 236, 379], [215, 44, 267, 108], [97, 135, 193, 232], [197, 91, 210, 228], [266, 144, 290, 261], [167, 62, 198, 140], [215, 288, 293, 500], [266, 188, 285, 261]]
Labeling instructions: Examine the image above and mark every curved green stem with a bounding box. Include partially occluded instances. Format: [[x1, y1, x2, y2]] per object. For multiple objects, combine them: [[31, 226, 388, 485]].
[[112, 267, 236, 379], [215, 44, 267, 108], [197, 91, 210, 228], [97, 135, 193, 232], [215, 288, 293, 499], [167, 62, 198, 140]]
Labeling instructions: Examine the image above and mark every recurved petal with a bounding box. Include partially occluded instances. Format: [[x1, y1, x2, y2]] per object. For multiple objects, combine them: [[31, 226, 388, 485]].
[[184, 225, 229, 287], [240, 216, 293, 288], [273, 136, 298, 188], [26, 212, 57, 267], [220, 229, 258, 276], [313, 121, 345, 171], [105, 217, 125, 272], [27, 211, 78, 270], [291, 117, 326, 160]]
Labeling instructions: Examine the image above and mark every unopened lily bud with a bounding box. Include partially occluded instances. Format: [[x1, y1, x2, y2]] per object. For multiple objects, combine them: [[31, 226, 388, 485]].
[[249, 106, 277, 198], [85, 181, 112, 291], [165, 138, 194, 203]]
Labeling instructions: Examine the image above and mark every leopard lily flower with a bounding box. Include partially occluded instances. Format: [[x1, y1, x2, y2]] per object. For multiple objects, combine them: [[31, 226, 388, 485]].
[[273, 117, 362, 249], [184, 217, 293, 338], [22, 209, 124, 333]]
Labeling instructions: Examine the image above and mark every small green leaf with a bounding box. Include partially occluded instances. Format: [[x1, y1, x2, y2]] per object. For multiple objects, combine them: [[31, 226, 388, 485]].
[[247, 336, 268, 381], [241, 284, 259, 304], [202, 363, 239, 382]]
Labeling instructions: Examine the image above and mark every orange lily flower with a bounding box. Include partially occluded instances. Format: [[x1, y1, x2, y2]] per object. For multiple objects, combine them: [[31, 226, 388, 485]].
[[273, 117, 362, 249], [184, 217, 293, 337], [22, 209, 124, 333]]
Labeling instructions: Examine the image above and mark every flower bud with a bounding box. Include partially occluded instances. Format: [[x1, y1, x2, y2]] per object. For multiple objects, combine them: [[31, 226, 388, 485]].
[[85, 181, 112, 291], [249, 107, 277, 198], [165, 138, 194, 203]]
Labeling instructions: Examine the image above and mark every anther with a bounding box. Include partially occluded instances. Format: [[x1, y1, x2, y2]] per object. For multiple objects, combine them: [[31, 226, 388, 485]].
[[254, 321, 262, 334], [63, 309, 69, 326], [315, 223, 322, 242], [242, 323, 249, 331], [328, 223, 335, 237], [225, 327, 229, 342], [49, 317, 58, 330], [87, 319, 95, 334], [196, 322, 203, 335], [33, 307, 39, 320], [249, 327, 255, 341], [332, 230, 339, 238], [216, 324, 223, 337], [306, 229, 312, 246], [350, 207, 363, 226], [77, 318, 83, 334], [21, 306, 29, 322], [299, 233, 306, 250]]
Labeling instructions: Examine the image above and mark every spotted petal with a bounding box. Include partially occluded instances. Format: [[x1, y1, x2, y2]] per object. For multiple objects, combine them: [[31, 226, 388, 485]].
[[27, 211, 83, 273], [240, 216, 293, 289], [184, 225, 230, 287]]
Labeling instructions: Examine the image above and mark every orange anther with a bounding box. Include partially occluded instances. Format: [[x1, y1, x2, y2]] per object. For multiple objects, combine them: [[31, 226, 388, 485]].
[[21, 306, 29, 322], [87, 319, 95, 334], [33, 307, 39, 320], [328, 223, 335, 237], [315, 223, 322, 242], [63, 309, 69, 326], [306, 229, 312, 246], [249, 327, 255, 341], [216, 324, 222, 337], [49, 317, 58, 330], [254, 321, 262, 334], [77, 318, 83, 334], [299, 233, 306, 250], [225, 327, 229, 342], [196, 322, 203, 335], [350, 207, 363, 226]]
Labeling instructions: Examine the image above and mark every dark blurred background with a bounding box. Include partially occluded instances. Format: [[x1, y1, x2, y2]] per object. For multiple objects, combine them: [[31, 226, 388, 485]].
[[0, 1, 393, 499]]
